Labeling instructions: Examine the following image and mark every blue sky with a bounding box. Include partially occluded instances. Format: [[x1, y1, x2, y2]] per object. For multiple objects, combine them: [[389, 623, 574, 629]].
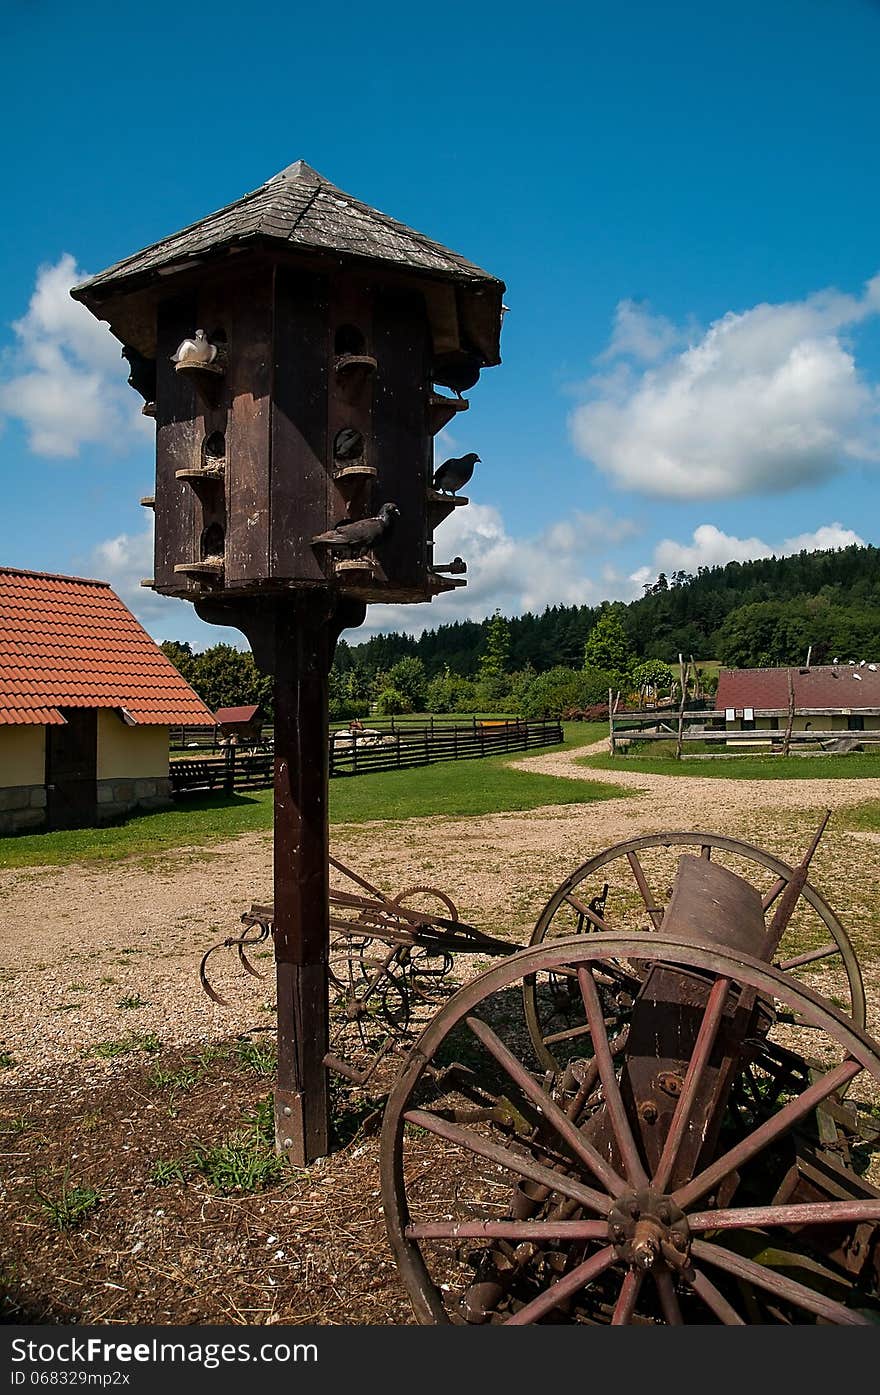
[[1, 0, 879, 648]]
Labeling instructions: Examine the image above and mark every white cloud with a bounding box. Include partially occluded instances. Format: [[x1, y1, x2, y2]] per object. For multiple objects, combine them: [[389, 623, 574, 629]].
[[571, 277, 880, 498], [0, 254, 150, 457], [362, 503, 640, 636], [598, 299, 682, 363], [90, 523, 202, 640], [641, 520, 865, 580]]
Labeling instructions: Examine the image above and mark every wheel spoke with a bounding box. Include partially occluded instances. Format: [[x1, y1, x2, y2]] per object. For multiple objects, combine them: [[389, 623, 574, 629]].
[[611, 1268, 642, 1324], [761, 876, 786, 912], [700, 844, 712, 861], [689, 1199, 880, 1231], [775, 943, 838, 971], [577, 966, 649, 1188], [504, 1246, 616, 1325], [654, 1269, 683, 1325], [466, 1015, 627, 1197], [652, 975, 731, 1192], [565, 893, 612, 932], [406, 1219, 609, 1242], [687, 1267, 745, 1324], [691, 1239, 872, 1325], [404, 1108, 611, 1215], [674, 1056, 862, 1210], [625, 851, 664, 928]]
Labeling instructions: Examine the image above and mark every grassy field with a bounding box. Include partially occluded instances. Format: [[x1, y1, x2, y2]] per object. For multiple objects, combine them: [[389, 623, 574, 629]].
[[0, 723, 617, 869], [582, 745, 880, 780]]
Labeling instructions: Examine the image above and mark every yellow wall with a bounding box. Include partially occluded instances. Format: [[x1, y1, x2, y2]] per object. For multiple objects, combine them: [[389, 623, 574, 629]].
[[0, 724, 45, 787], [97, 711, 169, 779]]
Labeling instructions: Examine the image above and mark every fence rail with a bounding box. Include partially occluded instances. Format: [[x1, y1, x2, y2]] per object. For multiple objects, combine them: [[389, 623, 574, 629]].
[[610, 706, 880, 757], [169, 718, 563, 796]]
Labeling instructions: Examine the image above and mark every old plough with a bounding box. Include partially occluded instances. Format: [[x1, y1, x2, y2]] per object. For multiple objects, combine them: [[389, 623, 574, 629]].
[[202, 818, 880, 1323]]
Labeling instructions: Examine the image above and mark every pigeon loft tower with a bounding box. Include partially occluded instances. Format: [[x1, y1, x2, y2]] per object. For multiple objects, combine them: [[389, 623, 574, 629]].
[[72, 160, 504, 604], [73, 162, 504, 1167]]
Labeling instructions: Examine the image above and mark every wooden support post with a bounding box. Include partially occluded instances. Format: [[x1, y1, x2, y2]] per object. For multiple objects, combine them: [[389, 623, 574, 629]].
[[272, 594, 333, 1166], [782, 667, 796, 757], [675, 653, 686, 760], [608, 687, 615, 756]]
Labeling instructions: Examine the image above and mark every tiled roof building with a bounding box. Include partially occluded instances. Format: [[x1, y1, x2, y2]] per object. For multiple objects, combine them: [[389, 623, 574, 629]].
[[0, 567, 212, 831]]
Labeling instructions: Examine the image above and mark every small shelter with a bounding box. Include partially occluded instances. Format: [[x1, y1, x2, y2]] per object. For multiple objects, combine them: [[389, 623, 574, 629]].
[[214, 704, 264, 745], [0, 567, 214, 832], [716, 664, 880, 735]]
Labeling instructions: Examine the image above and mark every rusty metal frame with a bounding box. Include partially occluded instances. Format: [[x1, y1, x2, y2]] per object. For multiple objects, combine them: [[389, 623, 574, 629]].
[[380, 932, 880, 1325]]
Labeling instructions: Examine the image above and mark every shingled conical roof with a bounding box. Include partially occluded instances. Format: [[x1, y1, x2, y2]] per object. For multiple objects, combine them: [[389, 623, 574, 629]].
[[74, 159, 501, 299]]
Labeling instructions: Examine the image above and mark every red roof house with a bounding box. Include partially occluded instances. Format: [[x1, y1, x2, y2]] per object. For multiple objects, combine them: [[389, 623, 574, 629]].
[[0, 567, 213, 832], [716, 665, 880, 713]]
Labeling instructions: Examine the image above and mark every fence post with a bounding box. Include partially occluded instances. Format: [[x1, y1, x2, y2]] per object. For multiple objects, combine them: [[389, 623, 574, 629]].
[[479, 722, 485, 757], [782, 669, 795, 757], [224, 742, 236, 795], [397, 731, 402, 768], [675, 654, 686, 761], [352, 736, 358, 778], [608, 689, 616, 757], [454, 726, 458, 759], [425, 729, 430, 765]]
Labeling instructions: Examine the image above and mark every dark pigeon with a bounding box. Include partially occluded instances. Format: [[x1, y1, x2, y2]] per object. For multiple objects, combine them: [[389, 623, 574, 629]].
[[121, 344, 156, 405], [334, 427, 364, 461], [433, 452, 479, 494], [433, 349, 481, 399], [312, 502, 400, 558]]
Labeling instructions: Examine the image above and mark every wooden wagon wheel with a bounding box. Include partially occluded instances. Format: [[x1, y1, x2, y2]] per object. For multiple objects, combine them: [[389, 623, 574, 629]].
[[523, 831, 865, 1069], [381, 935, 880, 1325]]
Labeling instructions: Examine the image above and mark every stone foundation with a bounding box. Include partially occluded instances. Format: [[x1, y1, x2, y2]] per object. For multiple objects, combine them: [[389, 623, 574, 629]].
[[96, 776, 173, 822], [0, 778, 173, 834], [0, 785, 47, 835]]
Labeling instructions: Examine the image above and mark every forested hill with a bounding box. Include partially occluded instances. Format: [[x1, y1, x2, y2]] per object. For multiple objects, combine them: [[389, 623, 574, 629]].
[[335, 544, 880, 677]]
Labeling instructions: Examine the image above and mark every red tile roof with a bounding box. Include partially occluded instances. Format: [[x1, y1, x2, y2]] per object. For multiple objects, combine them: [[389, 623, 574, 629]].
[[716, 665, 880, 711], [214, 705, 261, 725], [0, 567, 214, 727]]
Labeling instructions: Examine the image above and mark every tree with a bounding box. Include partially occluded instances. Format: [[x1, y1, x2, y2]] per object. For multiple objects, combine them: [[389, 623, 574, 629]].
[[583, 608, 633, 674], [387, 657, 428, 712], [160, 640, 197, 685], [186, 644, 273, 716], [479, 611, 511, 683], [631, 659, 674, 702]]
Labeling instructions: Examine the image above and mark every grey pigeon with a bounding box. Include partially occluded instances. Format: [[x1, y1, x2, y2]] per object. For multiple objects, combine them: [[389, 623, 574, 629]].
[[433, 452, 479, 494], [121, 344, 156, 404], [433, 349, 481, 399], [312, 502, 399, 558], [334, 427, 364, 460]]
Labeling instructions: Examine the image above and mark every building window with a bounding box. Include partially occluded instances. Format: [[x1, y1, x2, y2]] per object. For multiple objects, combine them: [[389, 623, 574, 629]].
[[847, 715, 865, 731]]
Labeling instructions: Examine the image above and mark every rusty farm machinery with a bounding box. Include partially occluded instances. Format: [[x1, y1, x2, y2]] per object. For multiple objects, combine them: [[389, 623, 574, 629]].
[[201, 819, 880, 1324]]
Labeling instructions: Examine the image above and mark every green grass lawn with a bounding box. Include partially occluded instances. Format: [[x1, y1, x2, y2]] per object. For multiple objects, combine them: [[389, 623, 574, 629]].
[[581, 746, 880, 780], [0, 723, 618, 870]]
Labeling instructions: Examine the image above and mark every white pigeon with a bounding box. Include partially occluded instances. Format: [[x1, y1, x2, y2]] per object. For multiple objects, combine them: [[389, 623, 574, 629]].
[[860, 659, 866, 667], [853, 671, 862, 680], [869, 664, 877, 672], [171, 329, 218, 366]]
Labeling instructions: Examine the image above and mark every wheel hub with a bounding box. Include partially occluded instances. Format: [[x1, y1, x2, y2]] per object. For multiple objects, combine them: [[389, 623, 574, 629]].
[[608, 1189, 690, 1273]]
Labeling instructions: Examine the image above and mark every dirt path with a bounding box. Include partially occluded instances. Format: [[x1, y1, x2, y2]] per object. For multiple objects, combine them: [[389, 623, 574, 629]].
[[1, 754, 878, 1326], [1, 748, 878, 1078]]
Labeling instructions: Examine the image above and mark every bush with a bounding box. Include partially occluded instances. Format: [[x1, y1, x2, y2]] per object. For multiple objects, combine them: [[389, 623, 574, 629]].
[[426, 671, 478, 714], [329, 697, 370, 721], [561, 702, 609, 722], [515, 667, 622, 720], [375, 687, 410, 716]]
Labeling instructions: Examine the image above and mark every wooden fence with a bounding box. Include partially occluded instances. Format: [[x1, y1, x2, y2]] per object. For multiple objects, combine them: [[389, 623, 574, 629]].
[[610, 706, 880, 758], [169, 718, 563, 795]]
